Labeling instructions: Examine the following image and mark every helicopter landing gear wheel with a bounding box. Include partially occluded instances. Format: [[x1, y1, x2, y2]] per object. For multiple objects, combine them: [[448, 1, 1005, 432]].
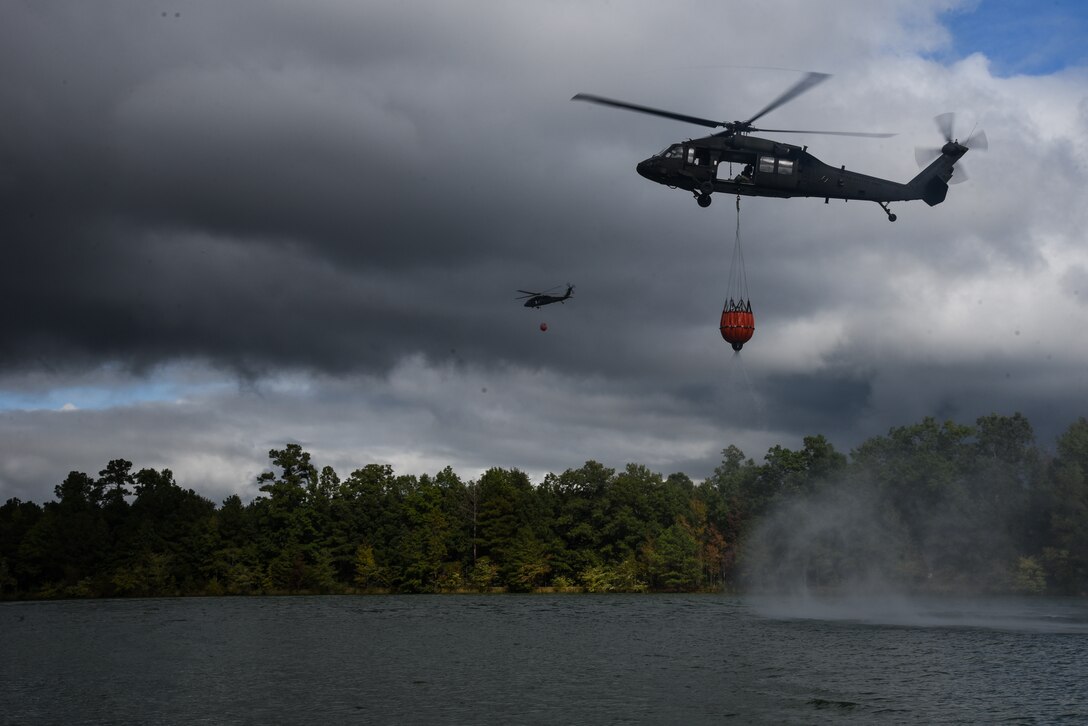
[[697, 193, 712, 208], [879, 201, 897, 222]]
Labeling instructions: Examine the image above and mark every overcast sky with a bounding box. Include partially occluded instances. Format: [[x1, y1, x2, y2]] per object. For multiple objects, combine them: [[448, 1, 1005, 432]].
[[3, 0, 1088, 504]]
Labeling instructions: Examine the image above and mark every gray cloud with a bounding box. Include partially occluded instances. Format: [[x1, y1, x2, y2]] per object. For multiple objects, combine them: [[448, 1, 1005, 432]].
[[3, 1, 1088, 503]]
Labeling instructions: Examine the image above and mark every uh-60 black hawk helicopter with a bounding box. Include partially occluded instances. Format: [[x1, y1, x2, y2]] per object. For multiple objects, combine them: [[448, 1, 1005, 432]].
[[517, 284, 574, 308], [573, 72, 986, 221]]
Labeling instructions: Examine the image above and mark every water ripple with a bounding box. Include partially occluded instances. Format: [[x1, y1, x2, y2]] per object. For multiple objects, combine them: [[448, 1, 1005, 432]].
[[1, 594, 1086, 725]]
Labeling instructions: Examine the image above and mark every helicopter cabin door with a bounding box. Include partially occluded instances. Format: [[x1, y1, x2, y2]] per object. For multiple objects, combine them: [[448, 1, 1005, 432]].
[[683, 144, 717, 185]]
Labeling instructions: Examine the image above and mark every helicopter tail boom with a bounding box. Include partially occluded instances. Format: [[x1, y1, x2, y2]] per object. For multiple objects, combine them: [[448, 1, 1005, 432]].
[[907, 149, 960, 206], [909, 168, 950, 206]]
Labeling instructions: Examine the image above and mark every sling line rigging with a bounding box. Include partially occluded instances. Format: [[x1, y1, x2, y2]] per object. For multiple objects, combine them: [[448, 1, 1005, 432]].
[[720, 195, 755, 351]]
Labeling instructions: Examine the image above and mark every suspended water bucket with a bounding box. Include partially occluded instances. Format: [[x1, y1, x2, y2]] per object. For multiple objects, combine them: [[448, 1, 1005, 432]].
[[720, 195, 755, 351], [720, 301, 754, 351]]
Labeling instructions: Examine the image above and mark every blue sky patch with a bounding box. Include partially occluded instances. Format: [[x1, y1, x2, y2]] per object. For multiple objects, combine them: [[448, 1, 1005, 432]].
[[0, 379, 229, 412], [939, 0, 1088, 76]]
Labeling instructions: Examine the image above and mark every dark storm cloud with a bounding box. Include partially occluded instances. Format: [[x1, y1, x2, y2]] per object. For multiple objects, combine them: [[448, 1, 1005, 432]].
[[3, 1, 921, 380], [1, 6, 508, 370], [760, 371, 873, 434], [5, 0, 712, 383]]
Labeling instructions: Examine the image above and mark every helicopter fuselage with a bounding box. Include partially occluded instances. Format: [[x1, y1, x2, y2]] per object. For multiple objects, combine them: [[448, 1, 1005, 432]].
[[524, 294, 568, 308], [521, 285, 574, 307], [635, 133, 965, 219]]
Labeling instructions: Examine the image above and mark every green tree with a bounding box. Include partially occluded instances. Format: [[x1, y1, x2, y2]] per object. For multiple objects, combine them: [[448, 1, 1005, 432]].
[[393, 475, 452, 592], [433, 467, 473, 572], [503, 526, 551, 592], [475, 467, 540, 579], [335, 464, 404, 582], [0, 557, 16, 596], [208, 494, 262, 593], [1012, 556, 1046, 594], [0, 498, 43, 594], [111, 552, 174, 597], [308, 548, 339, 593], [266, 544, 308, 592], [1046, 418, 1088, 591], [98, 459, 134, 509], [254, 444, 319, 555], [851, 417, 976, 582], [353, 544, 384, 590], [54, 470, 102, 510], [758, 435, 847, 503], [469, 556, 499, 591], [120, 467, 216, 594], [600, 464, 663, 561], [655, 523, 700, 591], [966, 413, 1043, 584], [579, 564, 614, 593], [31, 471, 111, 591], [542, 461, 614, 578]]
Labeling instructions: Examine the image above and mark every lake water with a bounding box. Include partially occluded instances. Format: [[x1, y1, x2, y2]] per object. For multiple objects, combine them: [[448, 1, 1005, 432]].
[[2, 594, 1086, 724]]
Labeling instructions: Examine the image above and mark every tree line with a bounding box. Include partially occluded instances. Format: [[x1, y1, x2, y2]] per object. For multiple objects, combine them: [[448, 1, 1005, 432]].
[[1, 413, 1086, 599]]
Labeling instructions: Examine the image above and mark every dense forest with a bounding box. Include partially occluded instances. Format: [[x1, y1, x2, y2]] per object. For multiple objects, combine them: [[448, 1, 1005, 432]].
[[1, 413, 1086, 599]]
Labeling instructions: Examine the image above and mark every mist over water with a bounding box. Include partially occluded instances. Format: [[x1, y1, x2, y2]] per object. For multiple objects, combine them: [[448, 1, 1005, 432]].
[[742, 481, 909, 596], [748, 592, 1088, 633], [739, 473, 1087, 632]]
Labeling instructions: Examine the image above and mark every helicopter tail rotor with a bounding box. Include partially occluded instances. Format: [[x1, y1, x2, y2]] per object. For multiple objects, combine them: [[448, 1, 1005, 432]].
[[935, 112, 956, 144], [964, 127, 988, 151], [914, 112, 987, 181]]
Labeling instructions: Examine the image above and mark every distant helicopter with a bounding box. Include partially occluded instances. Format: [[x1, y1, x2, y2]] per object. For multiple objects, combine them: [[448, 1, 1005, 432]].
[[517, 284, 574, 308], [572, 72, 986, 221]]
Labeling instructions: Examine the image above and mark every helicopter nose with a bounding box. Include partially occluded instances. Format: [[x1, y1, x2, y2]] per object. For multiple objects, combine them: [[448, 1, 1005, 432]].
[[636, 159, 654, 179]]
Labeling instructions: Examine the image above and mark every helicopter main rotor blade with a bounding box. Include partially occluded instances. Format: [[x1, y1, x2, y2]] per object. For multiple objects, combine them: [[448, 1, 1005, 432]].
[[571, 93, 723, 128], [935, 112, 956, 143], [915, 146, 943, 167], [755, 127, 896, 138], [574, 76, 895, 138], [743, 71, 830, 126]]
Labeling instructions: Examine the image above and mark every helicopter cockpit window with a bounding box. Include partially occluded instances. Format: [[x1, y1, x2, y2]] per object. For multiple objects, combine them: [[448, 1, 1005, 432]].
[[759, 155, 775, 174], [659, 145, 683, 159], [777, 159, 794, 175]]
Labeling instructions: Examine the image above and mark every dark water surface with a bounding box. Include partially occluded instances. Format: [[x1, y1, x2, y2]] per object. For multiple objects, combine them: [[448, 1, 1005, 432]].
[[2, 594, 1086, 724]]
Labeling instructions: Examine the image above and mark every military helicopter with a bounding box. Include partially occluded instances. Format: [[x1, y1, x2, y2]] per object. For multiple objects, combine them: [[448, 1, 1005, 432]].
[[572, 72, 986, 221], [517, 284, 574, 308]]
